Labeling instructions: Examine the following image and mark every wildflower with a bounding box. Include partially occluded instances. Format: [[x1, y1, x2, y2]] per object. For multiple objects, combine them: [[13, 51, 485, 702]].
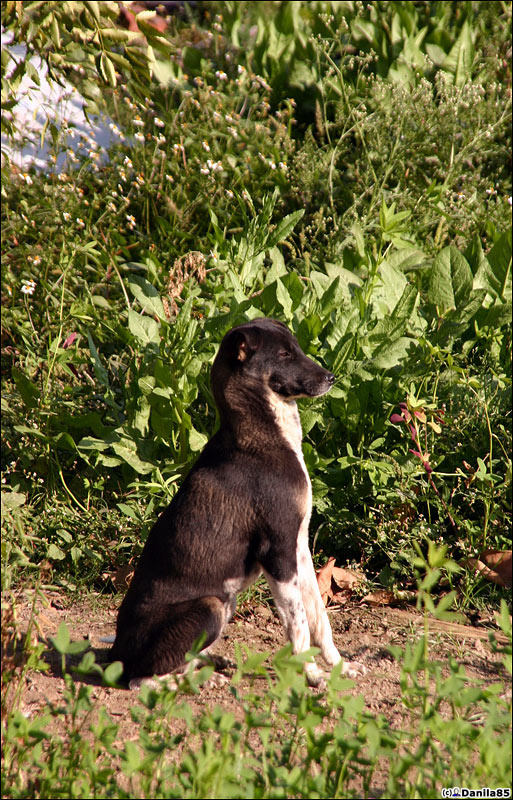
[[155, 135, 166, 145], [278, 161, 288, 171], [76, 218, 85, 228], [215, 71, 228, 81], [63, 212, 71, 221], [456, 191, 466, 200], [32, 255, 41, 266], [126, 214, 136, 230], [108, 202, 116, 212], [165, 174, 174, 183], [135, 174, 145, 186], [133, 115, 144, 127], [207, 159, 223, 172], [62, 332, 78, 350], [202, 140, 211, 152], [119, 170, 127, 182], [20, 173, 33, 185], [134, 132, 145, 142], [200, 166, 210, 175], [225, 189, 234, 199], [173, 143, 184, 154], [213, 111, 222, 123], [193, 76, 204, 87], [237, 65, 246, 75], [508, 197, 512, 206], [486, 187, 497, 195], [227, 126, 238, 139], [123, 157, 133, 168], [154, 117, 165, 128], [21, 280, 36, 295]]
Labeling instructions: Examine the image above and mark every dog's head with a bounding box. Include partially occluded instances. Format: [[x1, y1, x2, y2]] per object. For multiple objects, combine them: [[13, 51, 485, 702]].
[[211, 318, 334, 412]]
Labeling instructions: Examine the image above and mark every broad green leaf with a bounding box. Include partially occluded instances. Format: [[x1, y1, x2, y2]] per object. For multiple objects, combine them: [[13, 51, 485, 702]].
[[11, 366, 40, 409], [128, 309, 160, 345], [487, 229, 512, 301], [441, 20, 474, 87], [189, 427, 208, 451], [110, 442, 154, 474], [128, 275, 167, 321], [266, 209, 305, 250], [428, 246, 473, 312], [1, 491, 26, 510]]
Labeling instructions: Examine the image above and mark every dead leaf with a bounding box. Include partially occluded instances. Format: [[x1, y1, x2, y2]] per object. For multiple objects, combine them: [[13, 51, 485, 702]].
[[464, 550, 512, 588], [316, 557, 336, 605], [106, 565, 135, 591], [362, 590, 396, 606], [331, 566, 365, 590]]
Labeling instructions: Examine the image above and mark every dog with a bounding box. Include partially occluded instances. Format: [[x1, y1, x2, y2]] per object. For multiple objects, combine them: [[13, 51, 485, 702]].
[[110, 317, 366, 688]]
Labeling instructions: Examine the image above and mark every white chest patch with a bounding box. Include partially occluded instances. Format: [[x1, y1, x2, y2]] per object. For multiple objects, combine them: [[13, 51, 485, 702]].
[[267, 392, 312, 539]]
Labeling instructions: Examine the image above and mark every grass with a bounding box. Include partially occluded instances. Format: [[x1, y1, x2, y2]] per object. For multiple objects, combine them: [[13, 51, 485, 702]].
[[1, 1, 511, 796]]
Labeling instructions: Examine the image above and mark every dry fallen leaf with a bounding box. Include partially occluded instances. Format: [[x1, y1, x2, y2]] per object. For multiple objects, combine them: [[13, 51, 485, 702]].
[[316, 559, 365, 606], [105, 565, 135, 591], [464, 549, 512, 588], [316, 557, 336, 605]]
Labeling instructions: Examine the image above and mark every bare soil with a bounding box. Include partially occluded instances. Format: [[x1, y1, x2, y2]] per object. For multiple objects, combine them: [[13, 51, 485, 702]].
[[7, 589, 508, 743]]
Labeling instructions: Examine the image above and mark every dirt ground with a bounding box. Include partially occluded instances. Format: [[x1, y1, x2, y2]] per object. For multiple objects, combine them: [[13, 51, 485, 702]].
[[6, 589, 509, 745]]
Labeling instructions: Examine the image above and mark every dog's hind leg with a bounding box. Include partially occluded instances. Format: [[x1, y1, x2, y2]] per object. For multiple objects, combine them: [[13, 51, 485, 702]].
[[122, 596, 227, 687]]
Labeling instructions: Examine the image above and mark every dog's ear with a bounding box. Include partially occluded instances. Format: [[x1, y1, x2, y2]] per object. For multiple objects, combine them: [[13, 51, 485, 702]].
[[224, 325, 261, 364]]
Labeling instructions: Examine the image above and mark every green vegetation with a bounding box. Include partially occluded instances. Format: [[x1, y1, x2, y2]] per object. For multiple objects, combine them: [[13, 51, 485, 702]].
[[1, 1, 511, 797]]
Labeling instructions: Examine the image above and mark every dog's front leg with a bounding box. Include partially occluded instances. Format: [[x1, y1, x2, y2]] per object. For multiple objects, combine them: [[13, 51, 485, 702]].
[[297, 543, 367, 679], [262, 569, 326, 687]]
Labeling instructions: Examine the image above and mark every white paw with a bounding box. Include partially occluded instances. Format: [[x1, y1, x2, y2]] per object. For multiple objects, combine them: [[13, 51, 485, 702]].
[[204, 672, 230, 689], [128, 673, 179, 691], [341, 660, 367, 678]]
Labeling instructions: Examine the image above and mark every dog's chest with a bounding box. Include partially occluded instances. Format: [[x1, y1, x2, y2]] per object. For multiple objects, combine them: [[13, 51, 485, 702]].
[[272, 398, 312, 520]]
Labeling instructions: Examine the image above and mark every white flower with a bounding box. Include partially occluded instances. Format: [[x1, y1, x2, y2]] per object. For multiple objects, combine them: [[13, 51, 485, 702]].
[[133, 115, 144, 127], [76, 218, 85, 228], [134, 132, 145, 142], [227, 126, 238, 139], [215, 70, 228, 81], [508, 197, 512, 206], [126, 214, 136, 229], [32, 255, 41, 266], [165, 174, 174, 182], [202, 140, 211, 152], [225, 189, 234, 199], [486, 187, 497, 195], [278, 161, 288, 171], [63, 212, 71, 221], [154, 117, 165, 128], [20, 173, 33, 185], [124, 157, 133, 168], [21, 280, 36, 295]]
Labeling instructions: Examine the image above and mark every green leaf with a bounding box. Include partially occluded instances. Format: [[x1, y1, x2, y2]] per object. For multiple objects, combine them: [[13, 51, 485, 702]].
[[428, 246, 473, 312], [128, 309, 160, 345], [267, 209, 305, 249], [110, 442, 154, 474], [441, 20, 474, 87], [1, 491, 26, 510], [128, 275, 167, 321], [11, 366, 40, 409], [103, 661, 124, 687]]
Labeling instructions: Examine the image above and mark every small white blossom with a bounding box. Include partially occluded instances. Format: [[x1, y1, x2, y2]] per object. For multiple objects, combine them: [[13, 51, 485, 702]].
[[133, 115, 144, 127], [21, 280, 36, 295], [154, 117, 165, 128], [76, 218, 85, 228], [215, 70, 228, 81], [134, 132, 145, 142]]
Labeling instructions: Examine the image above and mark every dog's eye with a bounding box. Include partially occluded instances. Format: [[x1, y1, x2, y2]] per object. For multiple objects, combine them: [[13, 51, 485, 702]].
[[278, 350, 293, 359]]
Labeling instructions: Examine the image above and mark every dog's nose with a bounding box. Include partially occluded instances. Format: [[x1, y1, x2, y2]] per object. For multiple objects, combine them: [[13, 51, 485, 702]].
[[325, 372, 335, 385]]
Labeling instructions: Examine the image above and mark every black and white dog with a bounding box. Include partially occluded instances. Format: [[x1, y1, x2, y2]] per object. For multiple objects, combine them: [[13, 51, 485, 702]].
[[111, 318, 366, 688]]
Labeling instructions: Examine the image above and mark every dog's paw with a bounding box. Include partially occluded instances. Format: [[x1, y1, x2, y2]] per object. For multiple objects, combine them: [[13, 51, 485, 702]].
[[341, 660, 367, 679], [128, 674, 179, 691], [204, 672, 230, 689]]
